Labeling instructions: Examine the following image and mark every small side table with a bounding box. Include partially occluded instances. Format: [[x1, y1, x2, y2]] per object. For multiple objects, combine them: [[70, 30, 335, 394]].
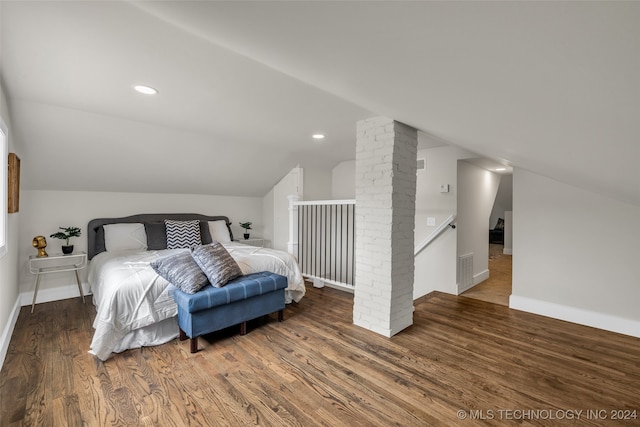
[[234, 237, 265, 247], [29, 251, 87, 313]]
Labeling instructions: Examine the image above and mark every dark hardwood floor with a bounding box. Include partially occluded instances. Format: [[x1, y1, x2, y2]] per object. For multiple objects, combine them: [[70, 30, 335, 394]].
[[1, 285, 639, 426]]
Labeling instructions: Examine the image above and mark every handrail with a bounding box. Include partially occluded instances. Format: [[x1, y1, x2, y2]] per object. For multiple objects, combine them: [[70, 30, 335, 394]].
[[414, 214, 456, 256]]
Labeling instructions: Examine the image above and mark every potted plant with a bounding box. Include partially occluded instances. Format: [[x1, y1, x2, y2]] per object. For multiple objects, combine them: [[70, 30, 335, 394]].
[[239, 222, 252, 240], [50, 226, 82, 254]]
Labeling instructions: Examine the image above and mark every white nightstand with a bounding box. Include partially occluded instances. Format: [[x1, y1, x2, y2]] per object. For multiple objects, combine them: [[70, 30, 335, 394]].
[[234, 237, 265, 247], [29, 251, 87, 313]]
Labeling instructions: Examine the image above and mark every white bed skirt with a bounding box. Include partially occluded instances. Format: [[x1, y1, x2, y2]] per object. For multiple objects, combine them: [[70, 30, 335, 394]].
[[89, 316, 179, 358]]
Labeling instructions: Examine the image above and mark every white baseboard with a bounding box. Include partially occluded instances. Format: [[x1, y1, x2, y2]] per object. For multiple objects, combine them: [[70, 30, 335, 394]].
[[474, 269, 489, 285], [509, 295, 640, 339], [0, 297, 21, 372], [303, 275, 354, 294], [457, 269, 490, 294], [19, 283, 92, 307], [323, 282, 354, 294], [503, 247, 512, 255]]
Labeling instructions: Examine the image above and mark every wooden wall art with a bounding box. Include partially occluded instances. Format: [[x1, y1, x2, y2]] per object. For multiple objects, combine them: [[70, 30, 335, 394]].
[[8, 153, 20, 213]]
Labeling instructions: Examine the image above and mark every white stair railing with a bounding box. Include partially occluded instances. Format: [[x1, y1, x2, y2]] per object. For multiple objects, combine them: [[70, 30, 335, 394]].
[[289, 199, 355, 290]]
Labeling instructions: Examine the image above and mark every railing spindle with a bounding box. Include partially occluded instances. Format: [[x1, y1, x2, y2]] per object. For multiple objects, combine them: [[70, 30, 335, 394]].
[[290, 199, 355, 290]]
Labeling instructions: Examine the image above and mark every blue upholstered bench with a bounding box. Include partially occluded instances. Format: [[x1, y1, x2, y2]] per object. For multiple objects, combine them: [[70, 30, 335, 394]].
[[172, 271, 288, 353]]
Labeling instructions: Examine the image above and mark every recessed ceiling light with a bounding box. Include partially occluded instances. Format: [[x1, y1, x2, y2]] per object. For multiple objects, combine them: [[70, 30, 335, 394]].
[[495, 167, 507, 171], [133, 85, 158, 95], [312, 133, 325, 140]]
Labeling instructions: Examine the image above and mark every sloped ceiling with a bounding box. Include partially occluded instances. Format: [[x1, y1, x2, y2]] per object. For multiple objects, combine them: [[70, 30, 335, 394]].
[[2, 1, 639, 204]]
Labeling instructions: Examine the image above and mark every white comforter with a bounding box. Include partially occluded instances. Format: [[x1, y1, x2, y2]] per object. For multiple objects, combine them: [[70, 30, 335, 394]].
[[88, 242, 305, 360]]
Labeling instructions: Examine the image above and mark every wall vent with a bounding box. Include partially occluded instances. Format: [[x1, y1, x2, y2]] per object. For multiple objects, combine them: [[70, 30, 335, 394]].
[[458, 254, 474, 290], [417, 158, 426, 172]]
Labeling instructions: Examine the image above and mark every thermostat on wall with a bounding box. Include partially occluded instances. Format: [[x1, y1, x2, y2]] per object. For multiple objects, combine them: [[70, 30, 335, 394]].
[[439, 184, 450, 193]]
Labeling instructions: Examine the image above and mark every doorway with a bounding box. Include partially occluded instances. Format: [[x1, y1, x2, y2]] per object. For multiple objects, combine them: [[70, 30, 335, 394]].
[[461, 244, 512, 305], [461, 172, 513, 306]]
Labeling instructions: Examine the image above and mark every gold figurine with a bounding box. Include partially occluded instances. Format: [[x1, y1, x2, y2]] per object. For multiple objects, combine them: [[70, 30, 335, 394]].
[[32, 235, 48, 257]]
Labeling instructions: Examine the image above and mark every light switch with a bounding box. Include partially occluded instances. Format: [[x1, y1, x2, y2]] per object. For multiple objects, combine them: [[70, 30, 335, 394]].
[[439, 184, 450, 193], [427, 217, 436, 226]]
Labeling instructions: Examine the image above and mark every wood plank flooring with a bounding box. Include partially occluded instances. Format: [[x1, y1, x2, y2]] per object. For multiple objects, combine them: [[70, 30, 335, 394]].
[[1, 286, 639, 426], [461, 247, 512, 306]]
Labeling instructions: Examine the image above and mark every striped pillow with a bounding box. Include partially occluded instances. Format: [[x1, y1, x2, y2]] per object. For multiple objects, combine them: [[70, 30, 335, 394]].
[[190, 242, 242, 288], [150, 251, 209, 294], [165, 220, 202, 249]]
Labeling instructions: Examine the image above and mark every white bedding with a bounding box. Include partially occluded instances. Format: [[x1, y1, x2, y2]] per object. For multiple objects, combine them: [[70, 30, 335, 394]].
[[88, 242, 305, 361]]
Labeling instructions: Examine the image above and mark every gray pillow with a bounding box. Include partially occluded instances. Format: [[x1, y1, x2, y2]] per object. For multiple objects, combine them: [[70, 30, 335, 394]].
[[144, 222, 167, 250], [190, 242, 242, 288], [165, 219, 202, 249], [150, 251, 209, 294], [199, 221, 213, 244]]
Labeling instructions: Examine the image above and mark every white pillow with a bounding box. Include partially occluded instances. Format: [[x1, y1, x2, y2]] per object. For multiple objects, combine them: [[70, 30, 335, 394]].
[[208, 220, 231, 243], [104, 223, 148, 252]]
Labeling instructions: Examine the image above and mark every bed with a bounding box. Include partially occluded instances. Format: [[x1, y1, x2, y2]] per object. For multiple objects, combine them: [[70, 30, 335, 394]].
[[86, 213, 305, 361]]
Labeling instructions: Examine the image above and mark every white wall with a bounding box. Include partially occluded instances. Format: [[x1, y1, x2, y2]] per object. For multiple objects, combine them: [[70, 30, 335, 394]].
[[456, 161, 501, 292], [270, 166, 302, 252], [414, 231, 458, 298], [266, 164, 331, 253], [302, 165, 332, 201], [18, 190, 262, 300], [262, 187, 274, 245], [511, 169, 640, 337], [0, 4, 23, 367], [490, 174, 513, 229], [415, 146, 470, 242], [503, 210, 513, 255], [413, 145, 475, 298], [332, 160, 355, 199]]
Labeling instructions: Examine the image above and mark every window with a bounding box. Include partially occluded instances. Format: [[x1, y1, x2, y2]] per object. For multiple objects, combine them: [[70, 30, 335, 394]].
[[0, 115, 7, 258]]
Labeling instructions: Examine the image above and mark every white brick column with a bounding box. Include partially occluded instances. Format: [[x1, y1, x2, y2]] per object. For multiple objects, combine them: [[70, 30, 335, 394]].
[[353, 117, 417, 337]]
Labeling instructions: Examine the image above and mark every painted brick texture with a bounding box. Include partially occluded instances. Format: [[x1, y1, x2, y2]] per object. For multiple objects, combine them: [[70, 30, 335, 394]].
[[353, 117, 417, 337]]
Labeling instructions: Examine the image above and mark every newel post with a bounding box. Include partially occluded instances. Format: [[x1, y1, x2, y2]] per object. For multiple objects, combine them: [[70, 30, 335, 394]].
[[287, 194, 300, 257]]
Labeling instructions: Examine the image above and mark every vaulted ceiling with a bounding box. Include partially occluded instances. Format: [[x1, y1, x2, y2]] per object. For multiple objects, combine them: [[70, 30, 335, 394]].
[[2, 1, 638, 204]]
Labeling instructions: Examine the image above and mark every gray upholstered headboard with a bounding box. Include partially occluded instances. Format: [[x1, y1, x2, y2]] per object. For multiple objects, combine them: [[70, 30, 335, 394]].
[[87, 213, 233, 260]]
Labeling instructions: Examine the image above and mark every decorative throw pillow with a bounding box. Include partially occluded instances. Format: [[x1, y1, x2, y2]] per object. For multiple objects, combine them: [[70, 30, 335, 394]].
[[104, 223, 148, 252], [208, 220, 232, 243], [165, 220, 202, 249], [150, 251, 209, 294], [190, 242, 242, 288]]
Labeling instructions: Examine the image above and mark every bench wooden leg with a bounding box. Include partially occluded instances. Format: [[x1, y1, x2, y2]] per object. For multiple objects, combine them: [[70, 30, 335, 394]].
[[278, 309, 284, 322], [240, 321, 247, 335], [180, 328, 198, 353]]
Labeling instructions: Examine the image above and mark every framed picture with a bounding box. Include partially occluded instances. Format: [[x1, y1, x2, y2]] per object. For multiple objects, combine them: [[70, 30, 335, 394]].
[[8, 153, 20, 213]]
